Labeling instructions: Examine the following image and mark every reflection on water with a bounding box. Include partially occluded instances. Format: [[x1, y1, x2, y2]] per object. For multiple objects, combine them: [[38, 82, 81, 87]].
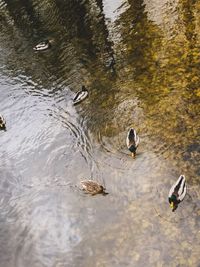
[[0, 0, 199, 266]]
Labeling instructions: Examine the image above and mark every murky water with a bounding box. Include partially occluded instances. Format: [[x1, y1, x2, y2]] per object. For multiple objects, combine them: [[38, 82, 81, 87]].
[[0, 0, 199, 266]]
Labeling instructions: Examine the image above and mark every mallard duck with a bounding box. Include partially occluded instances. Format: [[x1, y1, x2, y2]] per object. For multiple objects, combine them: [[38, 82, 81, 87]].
[[107, 57, 115, 70], [168, 175, 186, 212], [33, 40, 51, 51], [73, 85, 88, 105], [80, 180, 107, 195], [0, 114, 6, 130], [126, 128, 139, 158]]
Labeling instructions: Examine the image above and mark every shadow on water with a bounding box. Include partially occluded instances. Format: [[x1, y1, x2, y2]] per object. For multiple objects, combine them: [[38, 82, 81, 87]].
[[0, 0, 199, 266]]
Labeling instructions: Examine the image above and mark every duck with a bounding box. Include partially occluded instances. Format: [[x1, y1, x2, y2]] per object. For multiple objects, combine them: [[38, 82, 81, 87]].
[[0, 114, 6, 130], [80, 180, 108, 196], [107, 57, 115, 70], [73, 85, 88, 105], [126, 128, 139, 158], [33, 40, 51, 51], [168, 175, 186, 212]]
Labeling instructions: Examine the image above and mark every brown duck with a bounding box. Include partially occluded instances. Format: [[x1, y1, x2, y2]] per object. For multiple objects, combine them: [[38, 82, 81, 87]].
[[80, 180, 108, 196]]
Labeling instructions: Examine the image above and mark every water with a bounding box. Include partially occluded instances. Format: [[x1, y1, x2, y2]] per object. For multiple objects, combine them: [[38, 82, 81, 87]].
[[0, 0, 199, 266]]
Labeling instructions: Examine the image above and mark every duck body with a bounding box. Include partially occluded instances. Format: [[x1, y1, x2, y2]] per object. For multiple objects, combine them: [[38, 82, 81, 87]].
[[0, 114, 6, 130], [33, 40, 51, 51], [126, 128, 139, 158], [168, 175, 186, 212], [107, 57, 115, 71], [80, 180, 107, 195], [73, 85, 88, 105]]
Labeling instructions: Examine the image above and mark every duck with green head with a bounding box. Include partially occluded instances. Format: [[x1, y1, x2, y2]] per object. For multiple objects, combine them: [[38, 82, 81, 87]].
[[126, 128, 140, 158], [168, 175, 186, 212]]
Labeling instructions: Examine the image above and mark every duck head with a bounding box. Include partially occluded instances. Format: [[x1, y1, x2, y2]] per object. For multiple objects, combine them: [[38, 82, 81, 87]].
[[0, 123, 6, 130], [82, 85, 87, 91], [129, 145, 136, 158], [100, 186, 108, 195], [169, 195, 179, 212]]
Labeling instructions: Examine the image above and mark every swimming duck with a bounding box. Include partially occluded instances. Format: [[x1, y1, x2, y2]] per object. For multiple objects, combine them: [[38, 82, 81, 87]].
[[107, 57, 115, 70], [168, 175, 186, 212], [33, 40, 51, 51], [0, 114, 6, 130], [126, 128, 139, 158], [80, 180, 107, 196], [73, 85, 88, 105]]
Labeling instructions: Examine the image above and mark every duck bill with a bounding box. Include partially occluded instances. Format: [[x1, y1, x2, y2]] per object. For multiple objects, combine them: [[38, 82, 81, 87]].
[[170, 202, 174, 209], [131, 152, 135, 158]]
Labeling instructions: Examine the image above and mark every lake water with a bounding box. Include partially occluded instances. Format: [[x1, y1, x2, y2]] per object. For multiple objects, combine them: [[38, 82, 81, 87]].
[[0, 0, 199, 266]]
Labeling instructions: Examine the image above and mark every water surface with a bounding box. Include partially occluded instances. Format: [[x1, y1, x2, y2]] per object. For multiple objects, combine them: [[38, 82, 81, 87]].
[[0, 0, 199, 266]]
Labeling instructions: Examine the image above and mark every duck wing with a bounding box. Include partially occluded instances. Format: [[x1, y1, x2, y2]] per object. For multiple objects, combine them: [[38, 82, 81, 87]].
[[73, 91, 82, 101], [0, 116, 4, 123], [80, 180, 100, 192], [0, 115, 6, 127], [176, 175, 186, 201], [80, 180, 96, 187], [73, 90, 88, 104]]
